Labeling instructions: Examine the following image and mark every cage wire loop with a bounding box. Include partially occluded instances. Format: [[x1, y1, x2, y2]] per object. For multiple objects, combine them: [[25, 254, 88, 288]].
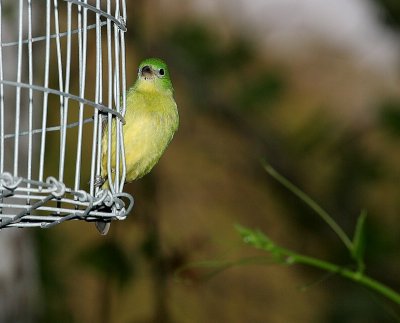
[[0, 172, 23, 190], [0, 0, 131, 230], [46, 177, 66, 198]]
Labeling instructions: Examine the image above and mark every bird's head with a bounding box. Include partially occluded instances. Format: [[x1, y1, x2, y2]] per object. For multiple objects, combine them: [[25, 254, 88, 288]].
[[136, 58, 173, 93]]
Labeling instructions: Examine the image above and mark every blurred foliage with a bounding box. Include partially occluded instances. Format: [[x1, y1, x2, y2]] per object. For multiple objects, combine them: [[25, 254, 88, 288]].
[[371, 0, 400, 30], [235, 71, 284, 112], [326, 289, 399, 323], [378, 99, 400, 136], [35, 230, 74, 323], [77, 240, 135, 288], [168, 23, 253, 77]]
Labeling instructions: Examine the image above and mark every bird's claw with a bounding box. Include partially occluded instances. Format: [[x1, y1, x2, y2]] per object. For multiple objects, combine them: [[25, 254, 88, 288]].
[[94, 175, 106, 188]]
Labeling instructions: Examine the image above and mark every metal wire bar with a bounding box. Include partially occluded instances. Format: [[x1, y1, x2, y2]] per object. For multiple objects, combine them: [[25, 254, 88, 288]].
[[65, 0, 126, 31], [58, 1, 72, 183], [0, 190, 133, 218], [0, 1, 4, 175], [90, 0, 102, 197], [74, 0, 88, 191], [113, 1, 121, 191], [0, 194, 55, 228], [27, 0, 34, 197], [106, 0, 114, 193], [1, 22, 107, 48], [53, 0, 66, 182], [38, 0, 52, 184], [0, 206, 126, 221], [119, 0, 127, 192], [3, 117, 93, 139], [0, 172, 132, 207], [0, 80, 126, 121], [2, 194, 89, 206], [13, 0, 24, 176]]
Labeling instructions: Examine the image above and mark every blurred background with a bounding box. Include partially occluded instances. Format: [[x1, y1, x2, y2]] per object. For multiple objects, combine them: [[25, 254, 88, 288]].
[[2, 0, 400, 322]]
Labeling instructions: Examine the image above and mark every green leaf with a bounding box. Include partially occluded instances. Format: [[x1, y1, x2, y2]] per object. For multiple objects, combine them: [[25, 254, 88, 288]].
[[235, 224, 270, 249], [351, 210, 367, 271]]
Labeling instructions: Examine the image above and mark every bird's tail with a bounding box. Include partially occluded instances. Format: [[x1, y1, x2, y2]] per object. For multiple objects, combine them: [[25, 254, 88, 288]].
[[95, 221, 110, 235], [94, 176, 110, 235]]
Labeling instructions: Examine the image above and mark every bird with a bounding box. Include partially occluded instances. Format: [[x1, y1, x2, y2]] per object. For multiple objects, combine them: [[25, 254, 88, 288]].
[[96, 58, 179, 235]]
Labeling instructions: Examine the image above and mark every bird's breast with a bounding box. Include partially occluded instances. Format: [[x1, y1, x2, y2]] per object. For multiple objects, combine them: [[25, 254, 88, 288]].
[[122, 91, 178, 181]]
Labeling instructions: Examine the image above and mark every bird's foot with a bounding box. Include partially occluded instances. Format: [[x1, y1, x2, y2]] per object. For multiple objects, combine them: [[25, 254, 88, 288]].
[[94, 175, 106, 188]]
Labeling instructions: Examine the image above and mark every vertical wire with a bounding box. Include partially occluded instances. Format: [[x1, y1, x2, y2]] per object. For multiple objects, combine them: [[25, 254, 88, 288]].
[[53, 0, 65, 182], [59, 1, 72, 186], [13, 0, 24, 176], [0, 0, 4, 215], [27, 0, 33, 200], [122, 0, 127, 38], [0, 0, 4, 176], [39, 0, 52, 185], [77, 3, 82, 89], [74, 0, 88, 191], [95, 37, 103, 193], [119, 0, 127, 192], [113, 1, 120, 192], [106, 0, 114, 193], [75, 2, 82, 191], [90, 0, 102, 196]]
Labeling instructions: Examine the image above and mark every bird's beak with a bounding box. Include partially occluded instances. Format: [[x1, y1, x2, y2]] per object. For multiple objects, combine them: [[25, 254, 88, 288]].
[[141, 65, 154, 78]]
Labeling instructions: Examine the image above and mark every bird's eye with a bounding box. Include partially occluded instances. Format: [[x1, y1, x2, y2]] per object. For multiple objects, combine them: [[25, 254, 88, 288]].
[[159, 68, 165, 76]]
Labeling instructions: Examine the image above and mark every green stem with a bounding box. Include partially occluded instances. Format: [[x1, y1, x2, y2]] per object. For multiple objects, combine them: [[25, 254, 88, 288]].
[[277, 245, 400, 305], [262, 161, 354, 252], [237, 225, 400, 305]]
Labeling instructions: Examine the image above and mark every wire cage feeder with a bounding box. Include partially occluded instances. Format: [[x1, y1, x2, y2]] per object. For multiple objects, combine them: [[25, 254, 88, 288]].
[[0, 0, 133, 230]]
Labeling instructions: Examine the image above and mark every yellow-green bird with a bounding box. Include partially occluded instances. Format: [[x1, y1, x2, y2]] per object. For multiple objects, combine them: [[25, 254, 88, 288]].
[[96, 58, 179, 235]]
